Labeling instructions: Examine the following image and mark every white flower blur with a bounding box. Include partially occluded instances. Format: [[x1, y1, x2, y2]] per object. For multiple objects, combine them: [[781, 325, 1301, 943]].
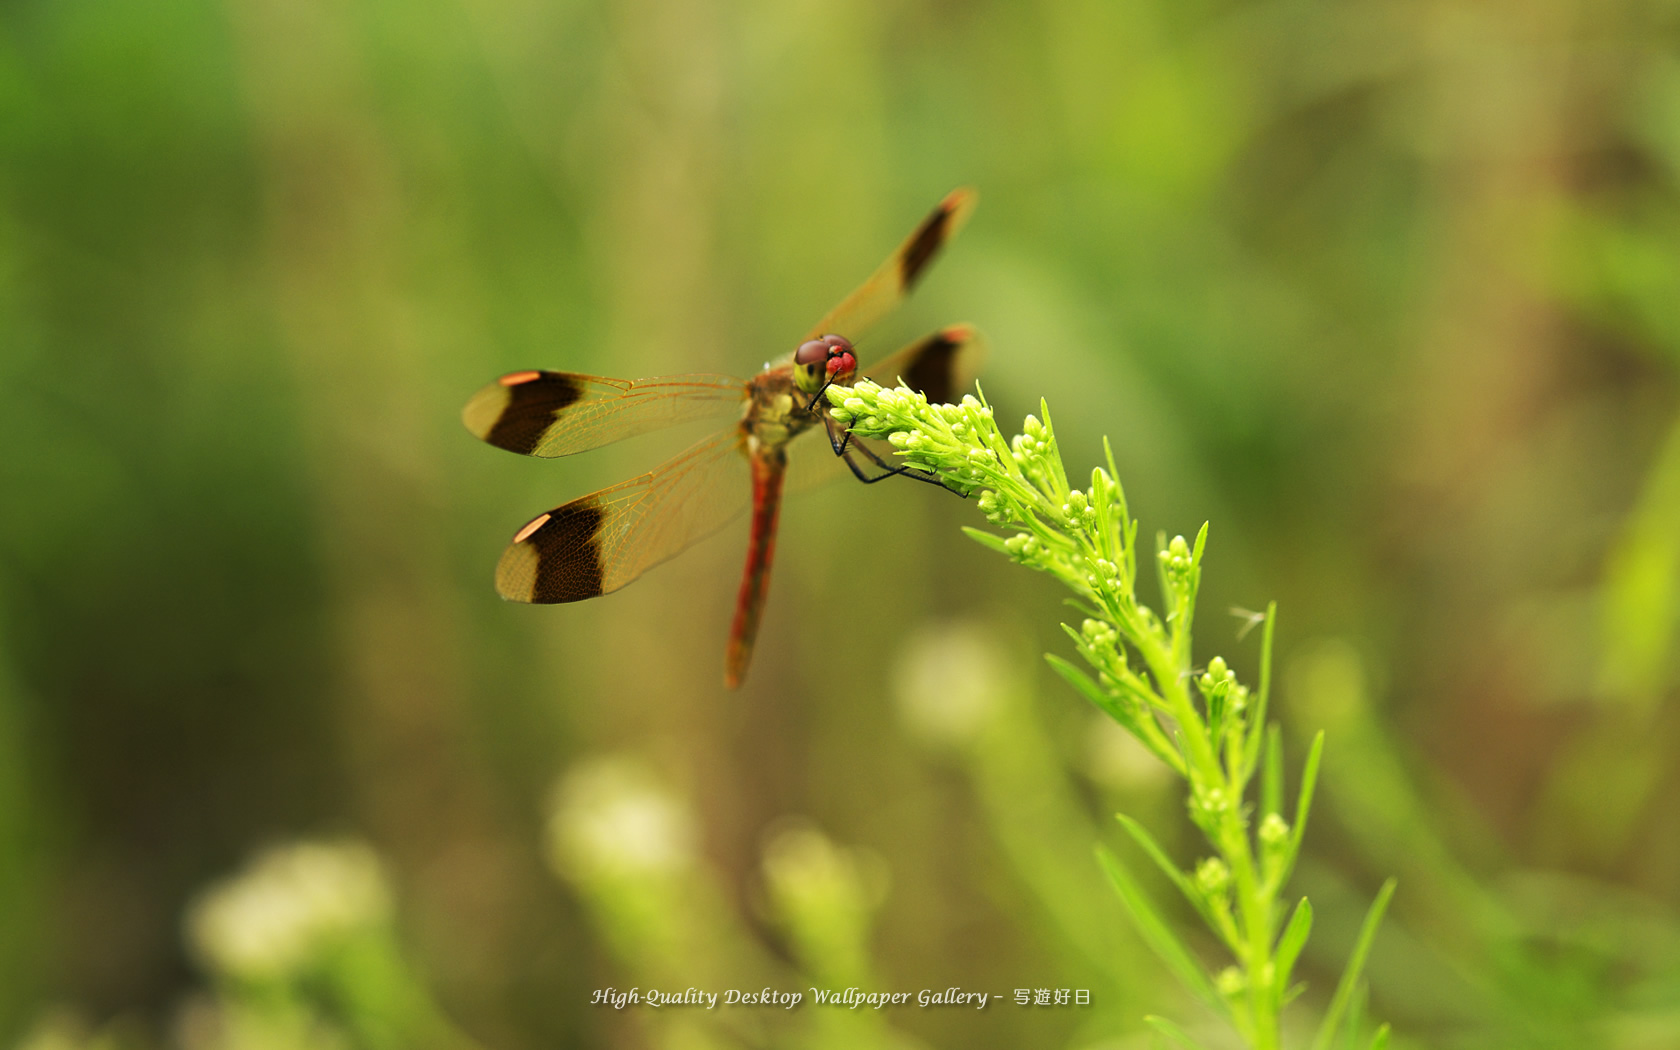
[[545, 758, 696, 884], [761, 822, 883, 917], [185, 840, 391, 981]]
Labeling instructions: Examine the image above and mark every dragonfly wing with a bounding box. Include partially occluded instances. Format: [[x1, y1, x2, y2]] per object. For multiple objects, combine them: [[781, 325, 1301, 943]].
[[802, 188, 978, 343], [495, 426, 751, 602], [861, 323, 985, 405], [463, 371, 747, 458]]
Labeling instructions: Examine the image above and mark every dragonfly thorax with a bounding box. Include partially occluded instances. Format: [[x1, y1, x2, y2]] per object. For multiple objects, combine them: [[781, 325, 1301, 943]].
[[743, 368, 823, 451]]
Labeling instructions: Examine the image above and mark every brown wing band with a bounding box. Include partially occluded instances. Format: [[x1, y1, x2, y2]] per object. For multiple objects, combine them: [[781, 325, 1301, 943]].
[[899, 202, 955, 290], [900, 330, 962, 405], [486, 371, 588, 454], [498, 500, 607, 602]]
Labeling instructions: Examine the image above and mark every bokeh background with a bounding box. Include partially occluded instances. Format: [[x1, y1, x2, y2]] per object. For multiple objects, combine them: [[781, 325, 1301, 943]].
[[4, 0, 1680, 1047]]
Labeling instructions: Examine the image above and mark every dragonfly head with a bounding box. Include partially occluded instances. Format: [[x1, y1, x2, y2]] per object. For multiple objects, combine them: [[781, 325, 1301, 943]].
[[793, 333, 857, 396]]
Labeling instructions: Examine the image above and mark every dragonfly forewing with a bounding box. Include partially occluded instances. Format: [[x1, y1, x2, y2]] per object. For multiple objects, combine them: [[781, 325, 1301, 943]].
[[464, 371, 747, 458]]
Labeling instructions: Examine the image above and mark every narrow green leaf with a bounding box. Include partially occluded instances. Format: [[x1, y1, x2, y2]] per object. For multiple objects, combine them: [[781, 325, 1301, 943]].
[[1282, 730, 1326, 885], [1345, 981, 1367, 1050], [1368, 1023, 1391, 1050], [1043, 400, 1069, 484], [1274, 897, 1313, 994], [1261, 724, 1283, 819], [1114, 813, 1210, 926], [1048, 654, 1139, 733], [1062, 596, 1106, 620], [1104, 437, 1136, 583], [1096, 846, 1227, 1019], [961, 526, 1012, 556], [1047, 654, 1185, 775], [1154, 529, 1171, 607], [1310, 878, 1397, 1050], [1243, 602, 1278, 779], [1144, 1015, 1212, 1049], [1191, 521, 1210, 565]]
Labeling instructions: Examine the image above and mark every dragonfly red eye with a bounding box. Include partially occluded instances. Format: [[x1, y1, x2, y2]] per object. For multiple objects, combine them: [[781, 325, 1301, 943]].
[[822, 335, 857, 378], [795, 339, 831, 367]]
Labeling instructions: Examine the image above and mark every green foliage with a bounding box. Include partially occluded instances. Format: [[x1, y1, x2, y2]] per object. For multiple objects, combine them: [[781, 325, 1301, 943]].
[[831, 379, 1398, 1047]]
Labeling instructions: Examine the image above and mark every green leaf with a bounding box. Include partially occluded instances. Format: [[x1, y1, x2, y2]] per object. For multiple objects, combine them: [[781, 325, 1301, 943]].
[[1281, 730, 1325, 886], [1345, 981, 1367, 1050], [1274, 897, 1313, 995], [1261, 724, 1283, 819], [1243, 602, 1278, 780], [1038, 398, 1071, 498], [1144, 1015, 1212, 1049], [1047, 652, 1184, 774], [1114, 813, 1212, 927], [961, 526, 1012, 556], [1310, 878, 1397, 1050], [1368, 1023, 1391, 1050], [1062, 596, 1106, 620], [1048, 653, 1140, 734], [1096, 846, 1228, 1020], [1598, 412, 1680, 707]]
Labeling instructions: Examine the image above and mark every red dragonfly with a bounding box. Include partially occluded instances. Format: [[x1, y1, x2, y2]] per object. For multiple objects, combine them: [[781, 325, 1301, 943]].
[[463, 188, 980, 687]]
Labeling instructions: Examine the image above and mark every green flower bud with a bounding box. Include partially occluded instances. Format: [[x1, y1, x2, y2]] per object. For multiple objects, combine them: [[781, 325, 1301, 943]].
[[1198, 656, 1235, 697], [1216, 967, 1246, 997], [1079, 618, 1119, 650], [1158, 535, 1194, 577], [1191, 786, 1230, 820], [1195, 857, 1231, 897], [1259, 813, 1289, 848]]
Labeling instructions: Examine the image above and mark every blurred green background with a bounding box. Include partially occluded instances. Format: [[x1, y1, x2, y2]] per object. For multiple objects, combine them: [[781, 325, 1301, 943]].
[[4, 0, 1680, 1047]]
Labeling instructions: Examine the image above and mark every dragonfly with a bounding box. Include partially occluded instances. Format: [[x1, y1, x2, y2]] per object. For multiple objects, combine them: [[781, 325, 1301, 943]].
[[463, 188, 981, 688]]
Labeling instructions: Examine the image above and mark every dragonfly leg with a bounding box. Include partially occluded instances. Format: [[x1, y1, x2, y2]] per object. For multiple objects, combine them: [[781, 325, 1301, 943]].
[[822, 405, 965, 496], [840, 438, 955, 492], [821, 411, 856, 457]]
